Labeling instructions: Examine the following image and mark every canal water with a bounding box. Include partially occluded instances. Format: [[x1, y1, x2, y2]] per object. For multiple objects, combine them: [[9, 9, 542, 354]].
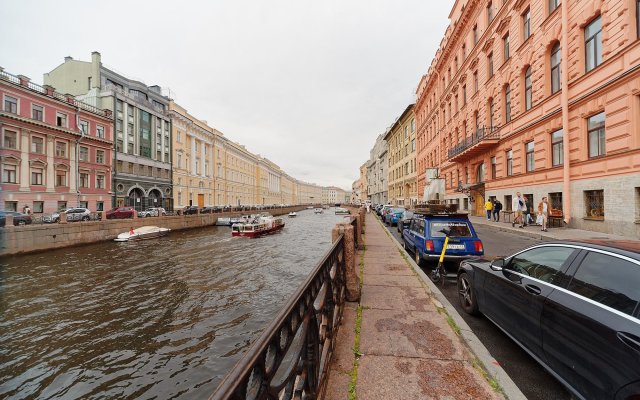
[[0, 209, 347, 399]]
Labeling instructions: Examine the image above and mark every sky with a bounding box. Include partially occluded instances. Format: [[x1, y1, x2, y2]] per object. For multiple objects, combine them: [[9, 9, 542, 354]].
[[1, 0, 452, 191]]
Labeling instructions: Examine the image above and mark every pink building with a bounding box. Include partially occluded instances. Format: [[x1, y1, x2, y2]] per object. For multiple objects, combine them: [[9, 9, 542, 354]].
[[415, 0, 640, 237], [1, 68, 113, 214]]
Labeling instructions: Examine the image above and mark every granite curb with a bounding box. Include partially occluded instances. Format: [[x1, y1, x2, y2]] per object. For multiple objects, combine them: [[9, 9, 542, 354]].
[[375, 217, 527, 400]]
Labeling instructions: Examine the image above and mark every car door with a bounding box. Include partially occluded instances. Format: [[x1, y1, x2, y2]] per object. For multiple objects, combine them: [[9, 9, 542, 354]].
[[482, 245, 578, 359], [541, 250, 640, 400]]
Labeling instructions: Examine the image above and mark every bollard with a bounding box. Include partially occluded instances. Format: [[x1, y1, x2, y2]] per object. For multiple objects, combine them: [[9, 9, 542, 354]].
[[5, 215, 14, 227], [331, 222, 360, 302], [354, 216, 364, 250], [359, 208, 366, 232], [133, 210, 138, 219], [100, 211, 107, 221], [59, 212, 67, 224]]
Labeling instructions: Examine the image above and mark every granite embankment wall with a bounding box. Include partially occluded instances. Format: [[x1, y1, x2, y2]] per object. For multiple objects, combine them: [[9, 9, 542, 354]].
[[0, 206, 307, 256]]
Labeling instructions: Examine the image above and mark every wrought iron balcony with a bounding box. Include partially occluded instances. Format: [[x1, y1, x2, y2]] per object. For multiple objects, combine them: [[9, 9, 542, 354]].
[[448, 126, 500, 162]]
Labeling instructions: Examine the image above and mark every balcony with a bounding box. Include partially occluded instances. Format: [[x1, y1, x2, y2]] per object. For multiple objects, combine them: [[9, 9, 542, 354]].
[[448, 126, 500, 162]]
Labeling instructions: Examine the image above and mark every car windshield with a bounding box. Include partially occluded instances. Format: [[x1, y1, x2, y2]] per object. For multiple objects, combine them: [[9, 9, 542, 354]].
[[430, 221, 472, 237]]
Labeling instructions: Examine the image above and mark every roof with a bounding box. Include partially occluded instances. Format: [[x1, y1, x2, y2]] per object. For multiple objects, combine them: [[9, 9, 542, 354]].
[[553, 240, 640, 259]]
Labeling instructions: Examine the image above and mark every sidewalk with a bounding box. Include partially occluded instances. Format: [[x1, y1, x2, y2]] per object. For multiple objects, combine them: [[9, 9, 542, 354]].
[[325, 213, 523, 400], [468, 215, 632, 241]]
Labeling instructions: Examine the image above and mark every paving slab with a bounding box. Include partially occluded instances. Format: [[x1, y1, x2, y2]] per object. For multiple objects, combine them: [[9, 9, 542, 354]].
[[363, 274, 423, 288], [361, 285, 431, 312], [363, 262, 414, 276]]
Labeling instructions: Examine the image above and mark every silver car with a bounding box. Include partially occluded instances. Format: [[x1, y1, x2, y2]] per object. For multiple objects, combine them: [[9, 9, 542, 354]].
[[43, 208, 92, 223], [138, 207, 167, 218]]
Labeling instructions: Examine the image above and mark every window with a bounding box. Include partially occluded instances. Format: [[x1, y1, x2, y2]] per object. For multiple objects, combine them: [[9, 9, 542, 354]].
[[526, 141, 535, 172], [509, 246, 575, 283], [473, 71, 478, 93], [523, 8, 531, 40], [585, 17, 602, 72], [116, 139, 123, 152], [503, 34, 510, 61], [505, 85, 511, 122], [33, 201, 44, 213], [58, 201, 67, 211], [549, 192, 563, 212], [491, 156, 497, 179], [79, 120, 89, 134], [96, 150, 105, 164], [549, 0, 560, 14], [568, 252, 640, 316], [552, 129, 563, 166], [2, 164, 17, 183], [31, 168, 43, 185], [411, 118, 415, 132], [79, 172, 89, 188], [487, 1, 494, 24], [473, 25, 478, 45], [588, 112, 606, 158], [52, 142, 65, 158], [97, 201, 104, 212], [506, 149, 513, 176], [551, 43, 561, 94], [462, 43, 466, 59], [505, 195, 512, 211], [79, 146, 89, 162], [56, 112, 67, 128], [525, 67, 533, 111], [462, 85, 467, 105], [97, 174, 105, 189], [97, 125, 105, 139], [32, 104, 43, 121], [488, 53, 494, 78], [477, 163, 485, 183], [56, 170, 67, 186], [3, 130, 17, 149], [584, 189, 604, 218], [31, 136, 44, 154], [4, 96, 17, 113]]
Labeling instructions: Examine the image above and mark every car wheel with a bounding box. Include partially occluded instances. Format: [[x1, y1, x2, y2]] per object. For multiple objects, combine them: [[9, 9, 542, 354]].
[[414, 250, 423, 267], [457, 272, 479, 315], [82, 216, 89, 221]]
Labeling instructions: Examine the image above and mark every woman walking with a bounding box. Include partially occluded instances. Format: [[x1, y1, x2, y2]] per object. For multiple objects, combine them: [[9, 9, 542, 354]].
[[538, 196, 549, 232]]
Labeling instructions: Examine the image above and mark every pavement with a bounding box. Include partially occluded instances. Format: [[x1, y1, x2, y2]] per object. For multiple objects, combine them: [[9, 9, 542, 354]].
[[325, 213, 525, 400]]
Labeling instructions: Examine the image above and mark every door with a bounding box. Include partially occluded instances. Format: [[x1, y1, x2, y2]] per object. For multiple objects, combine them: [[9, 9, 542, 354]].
[[542, 251, 640, 399], [474, 194, 484, 216], [198, 193, 205, 208]]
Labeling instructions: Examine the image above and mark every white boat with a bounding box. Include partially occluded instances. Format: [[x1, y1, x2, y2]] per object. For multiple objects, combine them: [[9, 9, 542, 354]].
[[114, 226, 170, 242], [288, 212, 297, 217], [231, 215, 285, 238], [314, 208, 323, 214], [335, 207, 350, 215]]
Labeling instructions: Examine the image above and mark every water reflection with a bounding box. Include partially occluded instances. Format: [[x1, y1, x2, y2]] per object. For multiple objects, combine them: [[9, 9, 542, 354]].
[[0, 210, 347, 399]]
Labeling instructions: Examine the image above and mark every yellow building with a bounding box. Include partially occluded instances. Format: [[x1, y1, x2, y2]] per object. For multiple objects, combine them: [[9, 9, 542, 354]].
[[297, 181, 323, 204], [222, 140, 257, 207], [385, 104, 417, 206]]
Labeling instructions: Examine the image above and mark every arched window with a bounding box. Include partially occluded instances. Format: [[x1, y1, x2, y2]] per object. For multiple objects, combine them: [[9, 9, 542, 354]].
[[550, 42, 561, 94], [524, 67, 533, 111]]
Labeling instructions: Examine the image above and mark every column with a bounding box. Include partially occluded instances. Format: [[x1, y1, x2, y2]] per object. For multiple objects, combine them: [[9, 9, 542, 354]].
[[200, 140, 205, 177], [19, 129, 30, 192], [46, 135, 55, 192], [190, 135, 196, 175]]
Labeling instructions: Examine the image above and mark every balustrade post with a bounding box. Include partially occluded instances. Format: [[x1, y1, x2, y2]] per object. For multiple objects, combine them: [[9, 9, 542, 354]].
[[331, 223, 360, 302], [359, 207, 365, 231]]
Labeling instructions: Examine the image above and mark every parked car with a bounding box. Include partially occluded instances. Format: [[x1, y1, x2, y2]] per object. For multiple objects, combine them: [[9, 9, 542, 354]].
[[183, 205, 199, 215], [200, 207, 220, 214], [138, 207, 167, 218], [106, 207, 135, 219], [64, 207, 92, 222], [397, 210, 415, 233], [457, 240, 640, 400], [0, 211, 32, 227], [42, 208, 72, 223], [402, 211, 483, 269], [384, 207, 405, 226]]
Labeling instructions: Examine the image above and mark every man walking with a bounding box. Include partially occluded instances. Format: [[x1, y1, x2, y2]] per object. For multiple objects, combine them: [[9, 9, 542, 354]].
[[538, 196, 549, 232], [484, 199, 493, 220], [493, 199, 502, 222], [512, 192, 526, 228]]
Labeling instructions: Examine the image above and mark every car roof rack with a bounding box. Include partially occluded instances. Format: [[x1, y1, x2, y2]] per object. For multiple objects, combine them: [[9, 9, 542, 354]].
[[411, 203, 469, 218]]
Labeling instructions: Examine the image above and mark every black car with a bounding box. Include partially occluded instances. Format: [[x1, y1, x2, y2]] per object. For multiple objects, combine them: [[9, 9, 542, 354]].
[[457, 240, 640, 400], [0, 211, 33, 227], [183, 206, 199, 215]]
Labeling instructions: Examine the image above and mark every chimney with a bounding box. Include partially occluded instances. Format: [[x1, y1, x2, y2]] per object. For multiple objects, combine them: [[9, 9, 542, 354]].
[[17, 75, 30, 87], [91, 51, 101, 89], [64, 56, 73, 62]]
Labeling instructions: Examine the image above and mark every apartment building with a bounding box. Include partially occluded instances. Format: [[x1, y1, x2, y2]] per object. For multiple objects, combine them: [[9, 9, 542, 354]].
[[415, 0, 640, 236], [385, 104, 418, 206], [44, 52, 173, 211], [1, 69, 113, 213], [366, 132, 389, 205]]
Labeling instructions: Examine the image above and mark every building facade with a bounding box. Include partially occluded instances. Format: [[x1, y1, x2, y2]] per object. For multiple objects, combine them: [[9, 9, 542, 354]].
[[1, 69, 113, 213], [366, 132, 389, 205], [385, 104, 418, 206], [44, 52, 173, 211], [297, 181, 323, 204], [415, 0, 640, 236]]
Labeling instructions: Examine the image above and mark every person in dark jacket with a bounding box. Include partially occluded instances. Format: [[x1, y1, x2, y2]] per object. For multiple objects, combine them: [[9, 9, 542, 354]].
[[492, 200, 502, 222]]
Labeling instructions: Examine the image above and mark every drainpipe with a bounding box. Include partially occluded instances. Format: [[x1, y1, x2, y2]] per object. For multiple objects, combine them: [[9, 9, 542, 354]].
[[561, 0, 571, 224], [75, 106, 84, 207]]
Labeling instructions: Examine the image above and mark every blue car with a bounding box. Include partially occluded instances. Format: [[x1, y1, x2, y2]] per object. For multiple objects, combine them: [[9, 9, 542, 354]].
[[384, 207, 405, 226], [402, 212, 483, 272]]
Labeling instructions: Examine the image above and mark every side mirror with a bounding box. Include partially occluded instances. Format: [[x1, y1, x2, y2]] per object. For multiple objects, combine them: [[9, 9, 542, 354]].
[[490, 258, 505, 271]]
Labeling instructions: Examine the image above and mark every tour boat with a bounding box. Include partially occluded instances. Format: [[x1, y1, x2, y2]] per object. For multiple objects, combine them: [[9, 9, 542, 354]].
[[114, 226, 171, 242], [231, 215, 285, 238], [288, 212, 297, 217], [216, 216, 249, 226], [314, 208, 323, 214]]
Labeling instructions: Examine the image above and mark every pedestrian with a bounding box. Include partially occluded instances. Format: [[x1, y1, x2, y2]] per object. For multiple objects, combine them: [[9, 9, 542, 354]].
[[493, 200, 502, 222], [366, 203, 371, 213], [512, 192, 526, 228], [538, 196, 549, 232], [23, 204, 31, 215], [484, 199, 493, 220]]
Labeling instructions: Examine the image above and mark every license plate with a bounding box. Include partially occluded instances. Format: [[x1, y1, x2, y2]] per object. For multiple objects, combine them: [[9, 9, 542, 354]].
[[446, 244, 465, 250]]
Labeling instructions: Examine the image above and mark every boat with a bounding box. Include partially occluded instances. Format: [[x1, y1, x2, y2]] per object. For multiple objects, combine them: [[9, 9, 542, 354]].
[[314, 208, 323, 214], [288, 212, 297, 217], [231, 215, 285, 238], [216, 216, 250, 226], [114, 226, 170, 242], [335, 207, 350, 215], [306, 206, 314, 209]]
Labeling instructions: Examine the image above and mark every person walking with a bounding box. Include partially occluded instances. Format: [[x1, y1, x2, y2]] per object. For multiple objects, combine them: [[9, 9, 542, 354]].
[[493, 199, 502, 222], [23, 204, 31, 215], [538, 196, 549, 232], [484, 199, 493, 220], [512, 192, 526, 228]]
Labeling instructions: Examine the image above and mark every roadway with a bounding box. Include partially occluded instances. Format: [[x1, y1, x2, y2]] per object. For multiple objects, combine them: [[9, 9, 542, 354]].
[[383, 220, 571, 400]]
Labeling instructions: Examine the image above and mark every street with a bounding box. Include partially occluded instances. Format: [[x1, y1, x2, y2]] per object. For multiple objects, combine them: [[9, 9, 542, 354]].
[[384, 220, 571, 400]]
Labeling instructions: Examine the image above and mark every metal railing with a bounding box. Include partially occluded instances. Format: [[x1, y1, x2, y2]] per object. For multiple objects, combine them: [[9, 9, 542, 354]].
[[211, 235, 347, 400], [448, 126, 500, 159]]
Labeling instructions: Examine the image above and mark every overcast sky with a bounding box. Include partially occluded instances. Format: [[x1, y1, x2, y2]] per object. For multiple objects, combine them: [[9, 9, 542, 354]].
[[1, 0, 452, 190]]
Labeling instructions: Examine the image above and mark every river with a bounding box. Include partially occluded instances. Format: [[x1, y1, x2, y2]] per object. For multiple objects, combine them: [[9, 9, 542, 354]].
[[0, 209, 346, 399]]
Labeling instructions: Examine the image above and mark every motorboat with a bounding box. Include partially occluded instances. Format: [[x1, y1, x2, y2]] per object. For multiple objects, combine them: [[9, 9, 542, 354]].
[[231, 215, 285, 238], [335, 207, 350, 215], [314, 208, 323, 214], [288, 212, 297, 217], [114, 226, 170, 242]]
